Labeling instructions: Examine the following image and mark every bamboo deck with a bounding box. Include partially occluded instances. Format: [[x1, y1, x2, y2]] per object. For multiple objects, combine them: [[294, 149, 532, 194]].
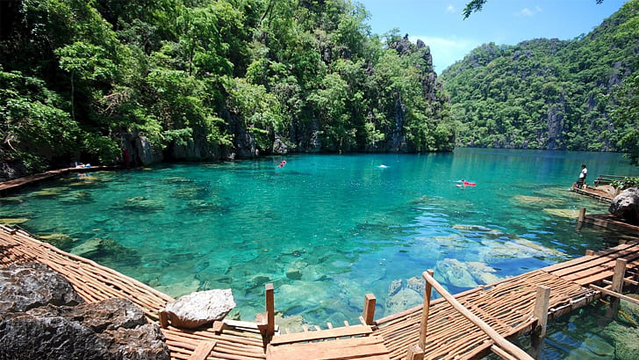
[[570, 183, 616, 203], [373, 240, 639, 360], [1, 225, 637, 360], [0, 165, 117, 195]]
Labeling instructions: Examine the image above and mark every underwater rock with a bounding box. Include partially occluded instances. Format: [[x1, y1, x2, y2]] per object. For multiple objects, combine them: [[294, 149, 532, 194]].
[[187, 200, 225, 213], [466, 262, 502, 285], [388, 279, 403, 296], [620, 294, 639, 320], [59, 191, 93, 203], [72, 238, 139, 264], [285, 261, 308, 281], [162, 177, 194, 184], [480, 237, 565, 263], [165, 289, 236, 329], [603, 321, 639, 360], [173, 186, 208, 200], [435, 258, 478, 289], [122, 196, 165, 211], [543, 208, 579, 218], [30, 187, 69, 198], [512, 195, 562, 206], [250, 275, 271, 288], [155, 277, 201, 299], [71, 237, 102, 256], [274, 313, 306, 333], [0, 218, 29, 226], [37, 234, 75, 249], [385, 288, 422, 315], [0, 196, 25, 203], [405, 276, 425, 295], [452, 224, 493, 232]]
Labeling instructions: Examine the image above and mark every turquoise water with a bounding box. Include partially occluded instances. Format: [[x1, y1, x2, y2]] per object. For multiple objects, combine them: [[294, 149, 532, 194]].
[[1, 149, 637, 356]]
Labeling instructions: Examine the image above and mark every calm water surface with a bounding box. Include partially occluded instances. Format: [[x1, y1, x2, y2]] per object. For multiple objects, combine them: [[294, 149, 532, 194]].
[[1, 148, 637, 359]]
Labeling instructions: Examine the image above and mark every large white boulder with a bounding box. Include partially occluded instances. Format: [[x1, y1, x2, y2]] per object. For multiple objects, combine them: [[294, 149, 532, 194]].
[[165, 289, 235, 329]]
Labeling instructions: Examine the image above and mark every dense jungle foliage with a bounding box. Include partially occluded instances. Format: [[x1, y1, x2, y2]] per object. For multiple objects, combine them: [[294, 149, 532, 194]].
[[1, 0, 638, 177], [442, 0, 639, 164], [0, 0, 452, 173]]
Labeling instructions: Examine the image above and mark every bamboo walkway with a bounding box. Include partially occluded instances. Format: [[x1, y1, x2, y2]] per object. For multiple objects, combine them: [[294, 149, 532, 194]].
[[1, 224, 638, 360], [0, 165, 117, 195]]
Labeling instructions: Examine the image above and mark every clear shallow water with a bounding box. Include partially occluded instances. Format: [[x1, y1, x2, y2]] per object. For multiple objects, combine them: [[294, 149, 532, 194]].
[[1, 149, 638, 356]]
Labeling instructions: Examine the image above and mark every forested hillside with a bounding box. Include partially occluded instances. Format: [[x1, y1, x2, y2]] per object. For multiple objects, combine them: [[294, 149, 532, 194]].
[[0, 0, 453, 178], [441, 0, 639, 158]]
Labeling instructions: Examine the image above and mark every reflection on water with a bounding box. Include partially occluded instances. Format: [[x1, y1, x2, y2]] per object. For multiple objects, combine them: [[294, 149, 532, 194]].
[[0, 149, 637, 358]]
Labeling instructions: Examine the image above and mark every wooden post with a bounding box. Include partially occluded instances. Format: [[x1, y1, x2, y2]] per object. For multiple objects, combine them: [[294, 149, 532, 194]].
[[607, 259, 626, 319], [611, 258, 627, 293], [406, 343, 425, 360], [419, 269, 435, 351], [585, 249, 595, 256], [578, 208, 586, 222], [362, 293, 376, 325], [533, 286, 551, 339], [265, 283, 275, 338]]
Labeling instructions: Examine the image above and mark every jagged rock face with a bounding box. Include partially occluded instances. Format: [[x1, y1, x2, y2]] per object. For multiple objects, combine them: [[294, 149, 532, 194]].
[[0, 262, 83, 312], [609, 187, 639, 225], [0, 157, 28, 182], [0, 263, 170, 360]]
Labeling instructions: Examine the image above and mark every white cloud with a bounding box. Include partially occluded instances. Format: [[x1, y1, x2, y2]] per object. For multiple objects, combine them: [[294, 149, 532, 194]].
[[409, 35, 481, 73], [516, 6, 542, 17], [446, 5, 455, 13]]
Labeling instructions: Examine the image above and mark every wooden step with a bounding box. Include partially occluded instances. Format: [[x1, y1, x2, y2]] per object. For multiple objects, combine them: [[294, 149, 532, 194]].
[[267, 335, 390, 360], [269, 325, 373, 346]]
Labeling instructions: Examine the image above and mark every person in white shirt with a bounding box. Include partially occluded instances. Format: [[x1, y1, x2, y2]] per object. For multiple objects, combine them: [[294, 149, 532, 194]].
[[577, 164, 588, 188]]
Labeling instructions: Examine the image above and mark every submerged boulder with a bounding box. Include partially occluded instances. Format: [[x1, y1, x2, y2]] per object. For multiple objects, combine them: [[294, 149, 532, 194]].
[[164, 289, 236, 329], [609, 188, 639, 225], [0, 263, 169, 360]]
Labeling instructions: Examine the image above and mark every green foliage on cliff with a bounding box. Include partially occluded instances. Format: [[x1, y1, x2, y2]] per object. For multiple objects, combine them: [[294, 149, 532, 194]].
[[0, 0, 453, 171], [442, 0, 639, 162]]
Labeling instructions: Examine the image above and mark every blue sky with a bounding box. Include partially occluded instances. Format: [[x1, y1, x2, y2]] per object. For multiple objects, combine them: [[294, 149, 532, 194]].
[[356, 0, 629, 73]]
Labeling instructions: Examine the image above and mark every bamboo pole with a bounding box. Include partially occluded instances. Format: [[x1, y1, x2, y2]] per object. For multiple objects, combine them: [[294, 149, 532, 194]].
[[418, 269, 434, 351], [422, 271, 535, 360]]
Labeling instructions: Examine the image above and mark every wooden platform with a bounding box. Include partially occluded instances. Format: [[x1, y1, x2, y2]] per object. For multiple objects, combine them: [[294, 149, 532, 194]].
[[0, 165, 117, 195], [570, 183, 616, 203], [1, 225, 637, 360], [373, 240, 639, 360], [0, 225, 266, 360]]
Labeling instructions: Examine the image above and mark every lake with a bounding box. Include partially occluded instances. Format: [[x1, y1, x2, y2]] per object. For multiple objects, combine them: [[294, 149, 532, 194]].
[[1, 148, 637, 358]]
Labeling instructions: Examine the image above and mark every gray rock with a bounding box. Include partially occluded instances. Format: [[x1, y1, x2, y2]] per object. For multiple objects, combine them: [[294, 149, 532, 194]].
[[0, 263, 83, 312], [609, 188, 639, 225], [435, 258, 478, 289], [0, 263, 169, 360], [385, 288, 422, 315], [0, 299, 169, 360], [388, 279, 403, 296], [165, 289, 236, 329]]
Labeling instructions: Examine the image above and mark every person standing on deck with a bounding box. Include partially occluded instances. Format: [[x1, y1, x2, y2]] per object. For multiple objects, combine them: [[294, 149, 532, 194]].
[[577, 164, 588, 188]]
